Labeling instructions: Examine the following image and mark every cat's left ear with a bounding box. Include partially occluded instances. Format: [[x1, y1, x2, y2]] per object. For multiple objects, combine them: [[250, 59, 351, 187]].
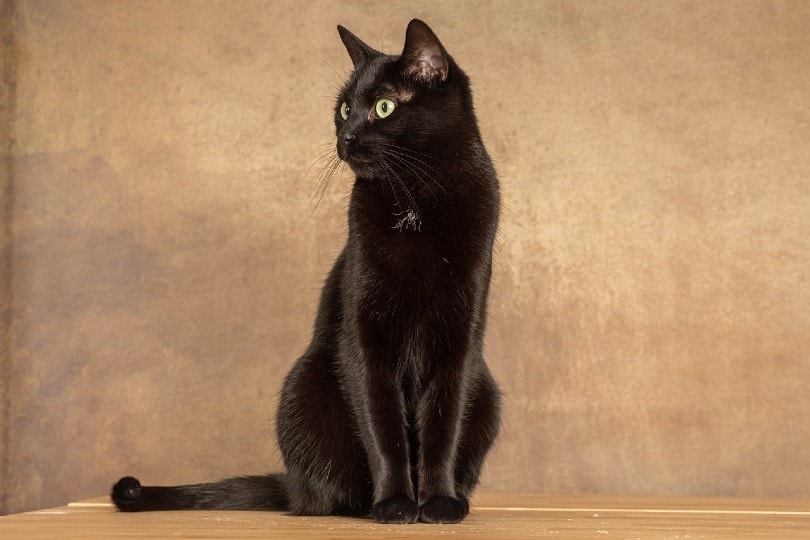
[[401, 19, 449, 86], [337, 25, 381, 67]]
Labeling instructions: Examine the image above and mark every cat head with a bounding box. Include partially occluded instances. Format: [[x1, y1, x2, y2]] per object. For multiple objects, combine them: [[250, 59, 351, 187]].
[[334, 19, 475, 178]]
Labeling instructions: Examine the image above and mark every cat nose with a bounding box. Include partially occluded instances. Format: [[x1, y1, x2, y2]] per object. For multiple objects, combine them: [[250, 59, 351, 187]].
[[337, 132, 357, 160]]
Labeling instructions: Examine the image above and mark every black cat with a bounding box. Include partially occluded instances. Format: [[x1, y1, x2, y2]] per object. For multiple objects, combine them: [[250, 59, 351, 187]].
[[112, 19, 501, 525]]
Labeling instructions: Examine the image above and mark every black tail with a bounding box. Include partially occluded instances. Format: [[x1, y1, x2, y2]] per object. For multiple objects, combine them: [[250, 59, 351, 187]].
[[111, 474, 289, 512]]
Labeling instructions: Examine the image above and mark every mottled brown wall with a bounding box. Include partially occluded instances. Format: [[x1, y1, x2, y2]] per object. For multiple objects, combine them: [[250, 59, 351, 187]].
[[2, 0, 809, 514], [1, 0, 18, 514]]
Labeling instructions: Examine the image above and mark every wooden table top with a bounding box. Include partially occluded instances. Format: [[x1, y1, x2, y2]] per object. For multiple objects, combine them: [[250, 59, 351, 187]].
[[2, 492, 810, 538]]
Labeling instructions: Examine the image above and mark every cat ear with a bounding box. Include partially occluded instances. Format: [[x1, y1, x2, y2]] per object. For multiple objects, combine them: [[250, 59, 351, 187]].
[[401, 19, 448, 86], [337, 25, 381, 67]]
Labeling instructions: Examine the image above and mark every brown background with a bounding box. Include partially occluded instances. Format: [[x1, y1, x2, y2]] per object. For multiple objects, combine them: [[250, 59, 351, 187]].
[[1, 0, 809, 515]]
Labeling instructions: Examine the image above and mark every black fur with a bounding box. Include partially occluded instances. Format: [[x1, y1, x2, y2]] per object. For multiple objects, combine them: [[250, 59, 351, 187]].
[[112, 19, 501, 525]]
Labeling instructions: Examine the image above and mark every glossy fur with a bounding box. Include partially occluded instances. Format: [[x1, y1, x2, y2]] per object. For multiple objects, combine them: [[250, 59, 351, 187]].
[[112, 19, 501, 524]]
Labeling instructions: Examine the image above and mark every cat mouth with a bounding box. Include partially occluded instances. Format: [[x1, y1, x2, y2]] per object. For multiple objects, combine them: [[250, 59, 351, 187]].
[[346, 154, 374, 164], [343, 152, 378, 173], [343, 154, 383, 178], [337, 143, 373, 164], [337, 141, 381, 174]]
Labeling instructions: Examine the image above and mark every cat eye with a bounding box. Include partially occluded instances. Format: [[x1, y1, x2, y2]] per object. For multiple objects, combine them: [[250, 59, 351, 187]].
[[375, 98, 396, 119], [340, 102, 350, 121]]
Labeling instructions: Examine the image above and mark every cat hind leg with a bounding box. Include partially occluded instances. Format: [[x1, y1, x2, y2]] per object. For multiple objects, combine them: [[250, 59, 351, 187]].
[[453, 368, 501, 501], [277, 352, 373, 516]]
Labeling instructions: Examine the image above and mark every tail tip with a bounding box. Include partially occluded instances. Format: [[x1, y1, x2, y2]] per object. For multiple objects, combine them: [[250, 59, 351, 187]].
[[111, 476, 143, 511]]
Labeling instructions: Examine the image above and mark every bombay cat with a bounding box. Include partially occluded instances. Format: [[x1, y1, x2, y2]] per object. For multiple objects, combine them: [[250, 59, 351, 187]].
[[112, 19, 501, 524]]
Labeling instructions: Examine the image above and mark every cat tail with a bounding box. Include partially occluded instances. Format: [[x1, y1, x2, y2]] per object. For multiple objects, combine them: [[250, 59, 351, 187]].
[[111, 473, 289, 512]]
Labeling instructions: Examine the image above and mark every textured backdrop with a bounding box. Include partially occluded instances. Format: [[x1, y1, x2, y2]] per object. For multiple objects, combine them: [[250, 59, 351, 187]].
[[1, 0, 809, 514]]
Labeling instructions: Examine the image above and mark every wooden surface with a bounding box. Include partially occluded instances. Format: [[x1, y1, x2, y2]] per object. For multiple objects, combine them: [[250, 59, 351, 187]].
[[2, 493, 810, 539]]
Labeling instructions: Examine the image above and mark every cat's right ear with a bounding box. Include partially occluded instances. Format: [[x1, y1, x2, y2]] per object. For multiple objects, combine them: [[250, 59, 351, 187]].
[[337, 25, 380, 67]]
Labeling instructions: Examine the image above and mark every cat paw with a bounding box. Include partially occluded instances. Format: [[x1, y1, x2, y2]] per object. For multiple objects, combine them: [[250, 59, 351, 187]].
[[111, 476, 143, 511], [419, 496, 469, 524], [372, 495, 419, 524]]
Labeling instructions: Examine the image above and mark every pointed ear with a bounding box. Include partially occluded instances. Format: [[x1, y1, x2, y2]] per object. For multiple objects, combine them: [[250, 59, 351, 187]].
[[401, 19, 449, 86], [337, 25, 381, 67]]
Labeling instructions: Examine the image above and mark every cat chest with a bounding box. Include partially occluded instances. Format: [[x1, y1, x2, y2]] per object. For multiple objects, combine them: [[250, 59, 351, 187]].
[[361, 267, 469, 365]]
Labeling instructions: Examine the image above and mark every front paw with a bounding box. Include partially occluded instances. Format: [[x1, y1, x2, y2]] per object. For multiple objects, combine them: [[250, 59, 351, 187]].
[[372, 495, 419, 524], [419, 496, 469, 524]]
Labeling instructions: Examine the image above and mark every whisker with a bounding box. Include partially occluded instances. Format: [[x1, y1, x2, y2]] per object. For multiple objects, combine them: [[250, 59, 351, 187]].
[[382, 143, 443, 164], [307, 152, 343, 214], [377, 156, 420, 219], [377, 142, 442, 174], [303, 65, 344, 95], [375, 157, 403, 210], [310, 160, 342, 215], [324, 48, 351, 82], [307, 150, 341, 196], [384, 149, 438, 180], [379, 144, 447, 196], [312, 149, 339, 165], [383, 152, 438, 196]]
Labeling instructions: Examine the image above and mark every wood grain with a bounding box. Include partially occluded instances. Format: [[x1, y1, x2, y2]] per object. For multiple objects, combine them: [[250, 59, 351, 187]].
[[2, 493, 809, 539]]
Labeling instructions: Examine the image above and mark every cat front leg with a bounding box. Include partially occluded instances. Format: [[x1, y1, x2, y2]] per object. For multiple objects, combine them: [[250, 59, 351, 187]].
[[348, 337, 419, 524], [415, 357, 471, 524], [362, 374, 419, 523]]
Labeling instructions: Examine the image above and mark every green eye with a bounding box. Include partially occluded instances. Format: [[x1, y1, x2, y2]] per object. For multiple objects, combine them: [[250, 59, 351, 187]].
[[340, 102, 350, 121], [375, 98, 396, 119]]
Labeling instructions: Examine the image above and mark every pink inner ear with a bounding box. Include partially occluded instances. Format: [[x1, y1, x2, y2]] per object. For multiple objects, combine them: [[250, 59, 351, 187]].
[[408, 50, 448, 84], [425, 52, 445, 71]]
